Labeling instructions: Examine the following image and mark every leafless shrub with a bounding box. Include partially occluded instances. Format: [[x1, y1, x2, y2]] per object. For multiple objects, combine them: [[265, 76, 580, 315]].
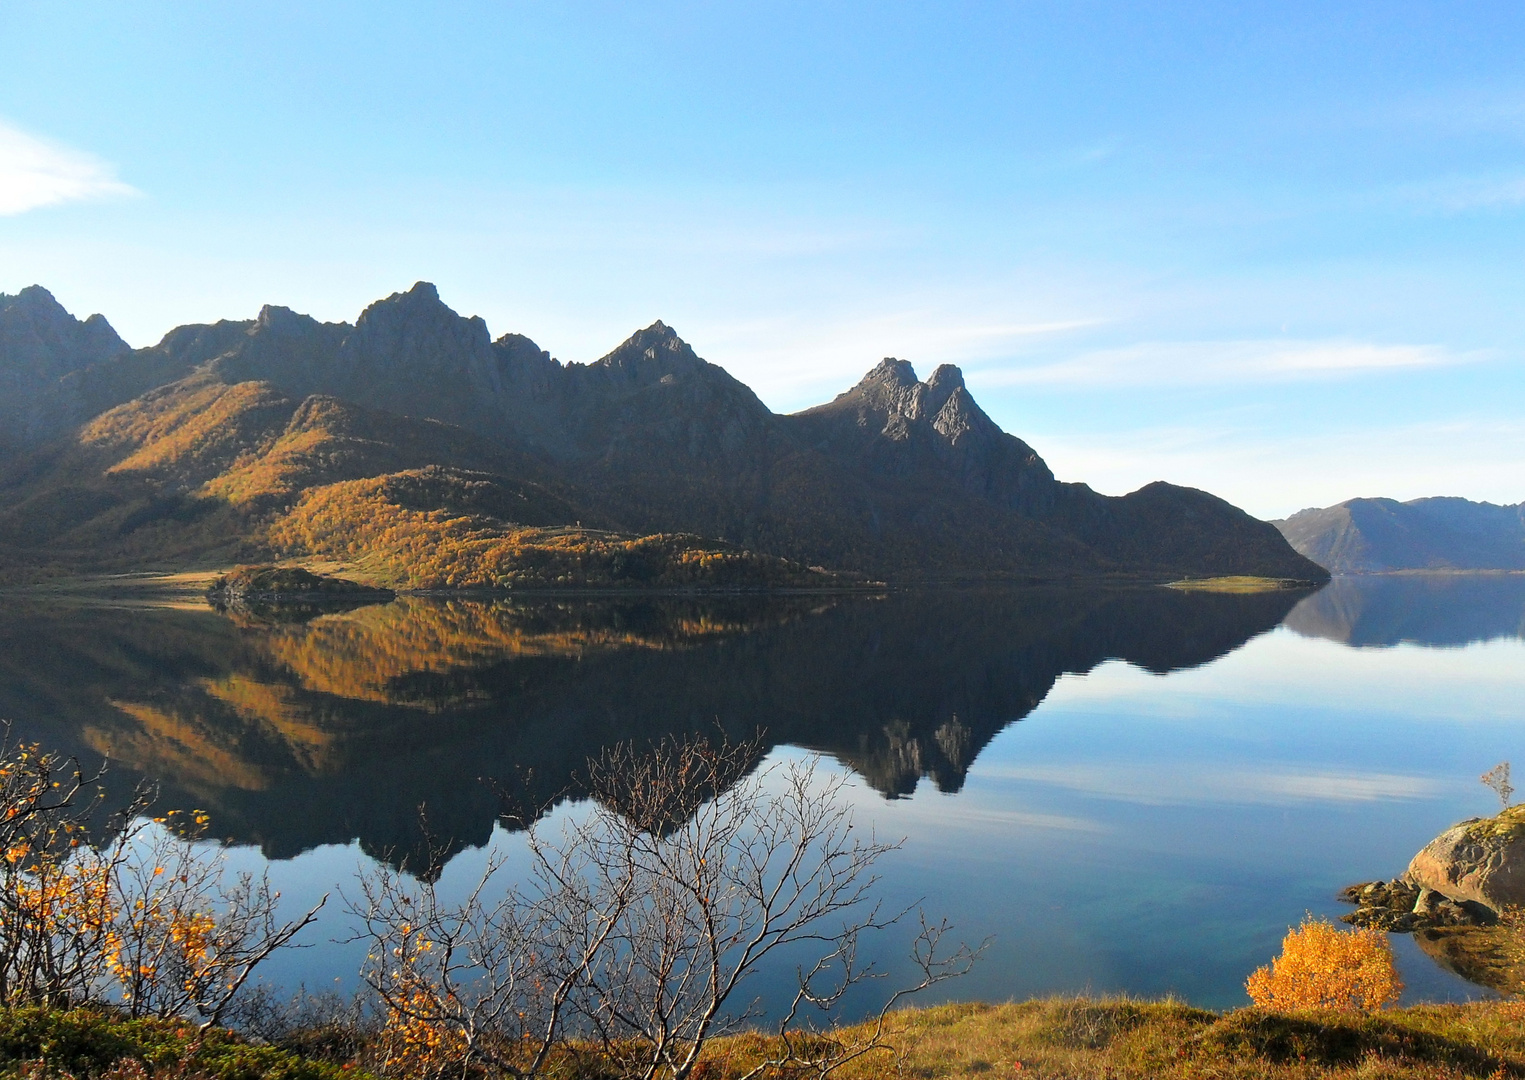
[[349, 735, 982, 1080], [1482, 762, 1514, 812], [224, 983, 376, 1060], [110, 809, 326, 1028]]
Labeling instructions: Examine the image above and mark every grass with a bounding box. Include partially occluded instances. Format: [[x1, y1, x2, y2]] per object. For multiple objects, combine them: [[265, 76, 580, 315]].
[[1465, 806, 1525, 843], [6, 999, 1525, 1078], [701, 998, 1525, 1079], [1164, 575, 1315, 593]]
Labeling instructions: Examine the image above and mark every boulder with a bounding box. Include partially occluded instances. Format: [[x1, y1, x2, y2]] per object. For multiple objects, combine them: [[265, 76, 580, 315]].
[[1406, 806, 1525, 913], [1337, 876, 1489, 932]]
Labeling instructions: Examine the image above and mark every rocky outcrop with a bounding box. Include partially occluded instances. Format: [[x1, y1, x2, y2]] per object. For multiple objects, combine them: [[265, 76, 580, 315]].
[[1338, 877, 1494, 932], [208, 565, 393, 602], [1338, 807, 1525, 996], [1340, 807, 1525, 937], [207, 565, 394, 623], [1406, 806, 1525, 912]]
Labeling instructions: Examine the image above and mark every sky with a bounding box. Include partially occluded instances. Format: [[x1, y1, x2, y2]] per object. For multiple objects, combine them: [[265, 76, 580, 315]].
[[2, 1, 1523, 518]]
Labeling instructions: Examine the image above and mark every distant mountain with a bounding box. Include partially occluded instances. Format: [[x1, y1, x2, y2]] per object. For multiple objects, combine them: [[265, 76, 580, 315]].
[[1285, 575, 1525, 648], [1274, 497, 1525, 574], [0, 282, 1326, 586]]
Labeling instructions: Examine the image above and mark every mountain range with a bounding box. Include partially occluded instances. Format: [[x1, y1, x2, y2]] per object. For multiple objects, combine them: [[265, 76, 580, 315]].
[[0, 282, 1324, 586], [1274, 497, 1525, 575]]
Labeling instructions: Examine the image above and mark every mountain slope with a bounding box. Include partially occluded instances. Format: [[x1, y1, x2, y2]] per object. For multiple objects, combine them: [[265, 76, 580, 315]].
[[1275, 497, 1525, 573], [0, 282, 1327, 585]]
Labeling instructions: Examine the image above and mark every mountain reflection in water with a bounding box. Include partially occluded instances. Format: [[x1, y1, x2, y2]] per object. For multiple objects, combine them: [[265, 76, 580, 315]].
[[0, 587, 1302, 866], [1285, 574, 1525, 648]]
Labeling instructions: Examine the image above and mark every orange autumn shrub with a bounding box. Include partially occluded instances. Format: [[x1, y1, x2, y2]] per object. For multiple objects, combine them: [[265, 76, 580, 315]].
[[0, 733, 321, 1020], [1246, 915, 1401, 1011]]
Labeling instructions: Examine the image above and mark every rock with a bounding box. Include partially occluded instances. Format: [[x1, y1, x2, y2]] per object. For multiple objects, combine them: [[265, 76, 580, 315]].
[[1342, 907, 1419, 932], [207, 566, 394, 623], [208, 565, 392, 601], [1406, 806, 1525, 913], [1336, 876, 1490, 933]]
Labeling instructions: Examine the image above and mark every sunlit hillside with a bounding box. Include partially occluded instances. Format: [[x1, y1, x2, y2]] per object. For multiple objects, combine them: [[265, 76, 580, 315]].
[[0, 285, 1328, 586]]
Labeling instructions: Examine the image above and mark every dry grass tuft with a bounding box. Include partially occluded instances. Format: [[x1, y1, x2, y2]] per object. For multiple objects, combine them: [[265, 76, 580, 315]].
[[697, 998, 1525, 1080]]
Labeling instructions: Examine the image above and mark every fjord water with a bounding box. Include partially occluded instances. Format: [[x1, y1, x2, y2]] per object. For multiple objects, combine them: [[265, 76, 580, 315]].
[[0, 575, 1522, 1010]]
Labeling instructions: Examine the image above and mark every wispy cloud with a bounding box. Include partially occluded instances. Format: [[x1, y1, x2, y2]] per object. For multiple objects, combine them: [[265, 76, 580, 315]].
[[980, 763, 1445, 807], [0, 119, 138, 215], [972, 337, 1478, 388], [697, 311, 1105, 407]]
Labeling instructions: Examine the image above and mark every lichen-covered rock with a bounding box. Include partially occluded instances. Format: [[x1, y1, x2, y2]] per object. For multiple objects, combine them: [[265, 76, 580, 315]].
[[1406, 806, 1525, 913]]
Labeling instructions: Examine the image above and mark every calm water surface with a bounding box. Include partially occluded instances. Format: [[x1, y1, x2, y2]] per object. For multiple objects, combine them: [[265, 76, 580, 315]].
[[1, 575, 1522, 1012]]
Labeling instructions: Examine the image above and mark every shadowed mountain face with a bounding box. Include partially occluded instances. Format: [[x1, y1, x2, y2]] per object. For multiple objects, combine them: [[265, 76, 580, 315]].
[[0, 282, 1325, 583], [0, 586, 1304, 867], [1275, 497, 1525, 574], [0, 287, 129, 448], [1285, 574, 1525, 647]]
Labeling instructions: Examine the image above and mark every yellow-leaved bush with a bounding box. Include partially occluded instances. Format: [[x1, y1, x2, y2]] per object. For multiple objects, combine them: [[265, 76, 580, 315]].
[[1246, 915, 1402, 1011]]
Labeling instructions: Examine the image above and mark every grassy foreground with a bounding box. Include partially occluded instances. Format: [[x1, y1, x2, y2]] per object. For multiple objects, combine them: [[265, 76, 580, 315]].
[[708, 999, 1525, 1079], [6, 999, 1525, 1079]]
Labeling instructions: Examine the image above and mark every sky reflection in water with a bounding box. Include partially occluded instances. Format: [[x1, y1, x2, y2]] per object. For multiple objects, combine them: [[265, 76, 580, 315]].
[[4, 575, 1523, 1012]]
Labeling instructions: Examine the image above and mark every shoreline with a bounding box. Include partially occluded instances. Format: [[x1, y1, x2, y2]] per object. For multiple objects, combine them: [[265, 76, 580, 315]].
[[0, 564, 1327, 605]]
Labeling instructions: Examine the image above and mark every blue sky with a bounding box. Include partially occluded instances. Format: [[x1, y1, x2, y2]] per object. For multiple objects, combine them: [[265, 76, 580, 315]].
[[2, 1, 1523, 517]]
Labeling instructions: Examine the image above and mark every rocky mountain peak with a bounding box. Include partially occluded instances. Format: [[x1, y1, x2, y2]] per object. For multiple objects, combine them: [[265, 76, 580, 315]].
[[864, 357, 919, 388], [927, 363, 964, 391], [353, 281, 484, 338], [0, 284, 128, 378], [254, 304, 329, 338], [345, 282, 493, 375], [4, 284, 68, 319], [592, 321, 707, 381]]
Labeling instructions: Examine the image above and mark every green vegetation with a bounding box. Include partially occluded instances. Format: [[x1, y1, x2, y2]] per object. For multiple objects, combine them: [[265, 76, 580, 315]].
[[0, 1007, 366, 1080], [1465, 805, 1525, 843], [1165, 575, 1315, 593]]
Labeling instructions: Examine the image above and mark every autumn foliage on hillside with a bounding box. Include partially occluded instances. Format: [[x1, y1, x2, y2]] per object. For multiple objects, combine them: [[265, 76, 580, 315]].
[[270, 467, 835, 590]]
